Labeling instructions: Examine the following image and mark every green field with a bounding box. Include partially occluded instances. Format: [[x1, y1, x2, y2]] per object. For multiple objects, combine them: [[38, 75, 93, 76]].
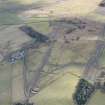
[[88, 90, 105, 105], [31, 66, 83, 105], [0, 0, 104, 25], [1, 0, 105, 105], [30, 67, 105, 105], [0, 62, 12, 105], [0, 12, 22, 25], [99, 49, 105, 67]]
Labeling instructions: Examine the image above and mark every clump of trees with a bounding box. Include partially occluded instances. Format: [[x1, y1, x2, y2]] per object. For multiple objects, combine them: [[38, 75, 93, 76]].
[[73, 79, 95, 105]]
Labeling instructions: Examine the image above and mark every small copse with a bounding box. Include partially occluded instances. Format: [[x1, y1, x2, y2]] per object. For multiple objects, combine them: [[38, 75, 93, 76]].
[[73, 79, 95, 105]]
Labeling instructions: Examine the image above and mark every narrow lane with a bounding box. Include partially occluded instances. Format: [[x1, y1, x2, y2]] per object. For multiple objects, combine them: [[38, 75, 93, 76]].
[[83, 25, 105, 81]]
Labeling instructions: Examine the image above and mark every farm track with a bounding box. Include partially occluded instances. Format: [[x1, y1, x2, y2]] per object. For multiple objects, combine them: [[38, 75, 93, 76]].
[[21, 25, 57, 101], [84, 25, 105, 79]]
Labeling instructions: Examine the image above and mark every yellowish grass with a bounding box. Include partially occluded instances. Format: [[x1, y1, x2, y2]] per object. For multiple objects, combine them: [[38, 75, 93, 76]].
[[15, 0, 103, 17], [86, 12, 105, 22], [31, 73, 79, 105], [30, 66, 83, 105], [14, 0, 38, 4], [30, 66, 105, 105], [88, 90, 105, 105], [41, 0, 102, 17]]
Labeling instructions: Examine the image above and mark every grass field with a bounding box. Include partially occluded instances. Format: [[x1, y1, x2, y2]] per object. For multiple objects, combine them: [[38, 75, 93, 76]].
[[30, 66, 105, 105], [0, 61, 12, 105], [1, 0, 105, 105], [0, 0, 104, 25], [88, 90, 105, 105], [0, 60, 105, 105], [27, 16, 51, 34], [0, 12, 22, 25], [99, 49, 105, 67], [30, 66, 83, 105]]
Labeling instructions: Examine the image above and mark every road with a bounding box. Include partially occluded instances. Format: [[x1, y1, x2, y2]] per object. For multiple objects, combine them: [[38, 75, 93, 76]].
[[27, 43, 53, 97]]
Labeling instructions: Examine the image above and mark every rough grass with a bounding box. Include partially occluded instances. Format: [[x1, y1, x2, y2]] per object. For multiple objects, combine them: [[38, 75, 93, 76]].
[[30, 67, 105, 105], [86, 12, 105, 23], [0, 0, 105, 105], [0, 12, 22, 25], [31, 73, 78, 105], [30, 66, 83, 105], [2, 55, 84, 104], [0, 62, 11, 92], [88, 90, 105, 105], [35, 0, 102, 17], [27, 17, 51, 34], [0, 0, 104, 26], [0, 62, 12, 105], [10, 0, 42, 4], [99, 49, 105, 67], [1, 0, 41, 5]]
